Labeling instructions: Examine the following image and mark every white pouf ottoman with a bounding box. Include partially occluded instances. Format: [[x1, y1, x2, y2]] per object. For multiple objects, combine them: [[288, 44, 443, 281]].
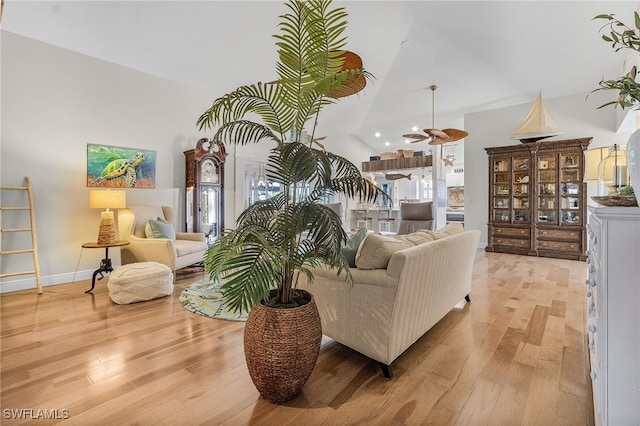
[[108, 261, 174, 304]]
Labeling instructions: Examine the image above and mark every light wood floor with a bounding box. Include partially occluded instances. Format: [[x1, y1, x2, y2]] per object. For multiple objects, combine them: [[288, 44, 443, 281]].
[[1, 251, 592, 425]]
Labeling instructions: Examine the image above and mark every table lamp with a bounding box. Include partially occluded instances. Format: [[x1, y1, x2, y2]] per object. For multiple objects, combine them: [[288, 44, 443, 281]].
[[89, 190, 126, 244]]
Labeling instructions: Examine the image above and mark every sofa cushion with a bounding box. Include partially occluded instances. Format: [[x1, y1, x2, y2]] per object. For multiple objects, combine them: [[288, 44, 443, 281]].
[[356, 234, 413, 270], [145, 217, 176, 240], [423, 222, 464, 240], [342, 227, 368, 267], [394, 231, 435, 245]]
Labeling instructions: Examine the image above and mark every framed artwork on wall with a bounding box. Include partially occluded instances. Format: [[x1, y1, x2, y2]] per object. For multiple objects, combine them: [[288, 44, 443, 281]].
[[87, 144, 156, 188]]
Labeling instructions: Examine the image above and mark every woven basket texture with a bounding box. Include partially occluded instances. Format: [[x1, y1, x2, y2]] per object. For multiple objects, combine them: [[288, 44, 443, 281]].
[[244, 290, 322, 404], [591, 195, 638, 207]]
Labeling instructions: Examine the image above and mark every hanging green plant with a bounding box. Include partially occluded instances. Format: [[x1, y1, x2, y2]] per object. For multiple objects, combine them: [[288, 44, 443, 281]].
[[591, 12, 640, 108]]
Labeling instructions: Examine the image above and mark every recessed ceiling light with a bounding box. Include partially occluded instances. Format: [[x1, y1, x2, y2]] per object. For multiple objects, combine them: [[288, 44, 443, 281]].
[[404, 139, 410, 144], [412, 125, 418, 132], [374, 132, 381, 138], [385, 141, 390, 146]]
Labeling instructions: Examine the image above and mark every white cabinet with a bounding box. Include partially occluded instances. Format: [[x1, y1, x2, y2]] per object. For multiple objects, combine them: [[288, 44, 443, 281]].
[[587, 206, 640, 426]]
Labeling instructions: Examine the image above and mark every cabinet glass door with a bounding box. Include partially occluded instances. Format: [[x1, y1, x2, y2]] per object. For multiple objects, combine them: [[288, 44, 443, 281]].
[[537, 155, 558, 224], [492, 159, 511, 222], [512, 156, 530, 223], [560, 153, 582, 224], [200, 185, 221, 244]]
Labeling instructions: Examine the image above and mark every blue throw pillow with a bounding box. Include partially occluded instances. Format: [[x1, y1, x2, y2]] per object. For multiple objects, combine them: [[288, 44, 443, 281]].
[[341, 227, 368, 267], [145, 217, 176, 240]]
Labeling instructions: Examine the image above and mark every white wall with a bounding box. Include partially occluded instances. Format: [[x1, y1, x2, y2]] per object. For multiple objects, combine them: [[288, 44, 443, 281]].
[[1, 32, 212, 291], [0, 31, 376, 292], [464, 91, 631, 246]]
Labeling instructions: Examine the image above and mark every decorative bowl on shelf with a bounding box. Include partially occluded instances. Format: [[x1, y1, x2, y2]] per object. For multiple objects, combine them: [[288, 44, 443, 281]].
[[591, 195, 638, 207]]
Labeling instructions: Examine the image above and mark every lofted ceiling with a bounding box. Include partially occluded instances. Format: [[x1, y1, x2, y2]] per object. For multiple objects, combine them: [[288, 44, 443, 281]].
[[2, 1, 639, 160]]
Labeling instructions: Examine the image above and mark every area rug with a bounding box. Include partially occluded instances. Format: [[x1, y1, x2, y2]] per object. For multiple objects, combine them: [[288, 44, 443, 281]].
[[179, 278, 248, 321]]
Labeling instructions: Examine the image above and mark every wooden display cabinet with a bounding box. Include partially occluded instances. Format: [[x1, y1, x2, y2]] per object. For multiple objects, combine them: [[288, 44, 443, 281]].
[[485, 137, 591, 260], [184, 138, 227, 245]]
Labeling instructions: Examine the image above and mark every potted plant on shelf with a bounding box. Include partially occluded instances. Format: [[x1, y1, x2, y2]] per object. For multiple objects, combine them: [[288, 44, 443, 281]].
[[592, 12, 640, 199], [196, 0, 385, 404]]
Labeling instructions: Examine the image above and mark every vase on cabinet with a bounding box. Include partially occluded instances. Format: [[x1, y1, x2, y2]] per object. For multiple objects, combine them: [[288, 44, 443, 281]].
[[628, 129, 640, 197]]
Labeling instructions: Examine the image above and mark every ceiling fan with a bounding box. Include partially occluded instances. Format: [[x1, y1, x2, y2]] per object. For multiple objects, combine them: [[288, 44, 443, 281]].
[[402, 85, 468, 146]]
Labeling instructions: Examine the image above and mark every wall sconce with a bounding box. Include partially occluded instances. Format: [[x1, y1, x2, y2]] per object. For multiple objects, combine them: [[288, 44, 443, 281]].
[[89, 190, 126, 244]]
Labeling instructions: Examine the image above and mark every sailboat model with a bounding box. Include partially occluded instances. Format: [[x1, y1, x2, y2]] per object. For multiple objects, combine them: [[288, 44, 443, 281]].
[[511, 92, 562, 143]]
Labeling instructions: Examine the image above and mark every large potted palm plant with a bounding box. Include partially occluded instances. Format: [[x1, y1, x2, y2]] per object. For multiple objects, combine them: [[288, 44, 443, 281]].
[[196, 0, 385, 404]]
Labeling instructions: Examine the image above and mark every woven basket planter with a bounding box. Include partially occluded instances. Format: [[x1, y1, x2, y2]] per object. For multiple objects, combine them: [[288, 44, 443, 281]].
[[244, 289, 322, 404]]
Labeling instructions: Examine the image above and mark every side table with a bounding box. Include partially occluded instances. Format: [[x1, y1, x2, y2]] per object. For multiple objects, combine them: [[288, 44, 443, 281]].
[[81, 241, 129, 293]]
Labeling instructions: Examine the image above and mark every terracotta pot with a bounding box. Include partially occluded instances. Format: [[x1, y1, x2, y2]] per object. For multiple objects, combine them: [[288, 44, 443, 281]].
[[243, 290, 322, 404]]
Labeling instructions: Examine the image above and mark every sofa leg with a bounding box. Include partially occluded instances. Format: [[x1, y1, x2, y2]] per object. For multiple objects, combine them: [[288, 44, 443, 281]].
[[379, 363, 393, 379], [465, 294, 471, 303]]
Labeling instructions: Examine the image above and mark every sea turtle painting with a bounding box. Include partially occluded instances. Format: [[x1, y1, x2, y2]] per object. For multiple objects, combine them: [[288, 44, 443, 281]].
[[88, 144, 156, 188], [92, 152, 145, 187]]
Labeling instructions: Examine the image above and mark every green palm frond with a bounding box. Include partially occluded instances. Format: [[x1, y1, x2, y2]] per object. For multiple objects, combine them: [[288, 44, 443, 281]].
[[207, 237, 283, 314], [197, 82, 293, 138], [236, 196, 282, 228], [200, 0, 382, 312], [203, 140, 386, 313], [213, 120, 282, 146], [592, 12, 640, 109], [197, 0, 371, 145], [267, 142, 332, 187]]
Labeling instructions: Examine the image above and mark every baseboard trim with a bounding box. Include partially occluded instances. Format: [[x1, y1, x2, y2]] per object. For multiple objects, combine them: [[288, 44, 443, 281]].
[[0, 269, 96, 294]]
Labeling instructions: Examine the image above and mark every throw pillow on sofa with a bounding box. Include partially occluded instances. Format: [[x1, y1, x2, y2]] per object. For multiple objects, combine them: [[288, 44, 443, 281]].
[[341, 227, 368, 267], [356, 234, 413, 270], [423, 222, 464, 240], [145, 217, 176, 240]]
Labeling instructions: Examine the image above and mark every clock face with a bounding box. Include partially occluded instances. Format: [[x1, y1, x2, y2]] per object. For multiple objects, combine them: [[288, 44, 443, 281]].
[[201, 159, 218, 183]]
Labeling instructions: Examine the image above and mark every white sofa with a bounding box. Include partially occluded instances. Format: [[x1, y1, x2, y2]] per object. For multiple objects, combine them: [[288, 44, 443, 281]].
[[118, 205, 208, 273], [298, 225, 480, 378]]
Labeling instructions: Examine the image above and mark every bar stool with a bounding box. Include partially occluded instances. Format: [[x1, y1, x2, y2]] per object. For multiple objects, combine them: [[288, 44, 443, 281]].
[[377, 209, 395, 232], [355, 209, 372, 230]]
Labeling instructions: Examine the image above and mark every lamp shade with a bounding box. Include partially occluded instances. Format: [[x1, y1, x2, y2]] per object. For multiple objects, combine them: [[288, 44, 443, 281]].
[[584, 147, 607, 182], [89, 190, 126, 209]]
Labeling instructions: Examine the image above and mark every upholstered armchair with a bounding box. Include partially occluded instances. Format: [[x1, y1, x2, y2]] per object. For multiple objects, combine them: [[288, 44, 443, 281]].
[[397, 201, 434, 235], [117, 205, 207, 272]]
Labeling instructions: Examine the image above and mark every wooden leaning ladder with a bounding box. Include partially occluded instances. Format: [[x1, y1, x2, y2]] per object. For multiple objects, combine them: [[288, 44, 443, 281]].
[[0, 177, 43, 293]]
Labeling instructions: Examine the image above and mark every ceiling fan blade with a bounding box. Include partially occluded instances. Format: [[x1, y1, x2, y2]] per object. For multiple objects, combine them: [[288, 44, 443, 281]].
[[424, 128, 450, 140], [427, 136, 450, 145], [442, 128, 468, 142], [402, 133, 428, 142], [326, 51, 367, 99]]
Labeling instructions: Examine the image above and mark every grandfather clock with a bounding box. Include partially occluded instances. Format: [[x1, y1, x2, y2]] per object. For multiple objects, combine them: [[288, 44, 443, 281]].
[[184, 138, 227, 244]]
